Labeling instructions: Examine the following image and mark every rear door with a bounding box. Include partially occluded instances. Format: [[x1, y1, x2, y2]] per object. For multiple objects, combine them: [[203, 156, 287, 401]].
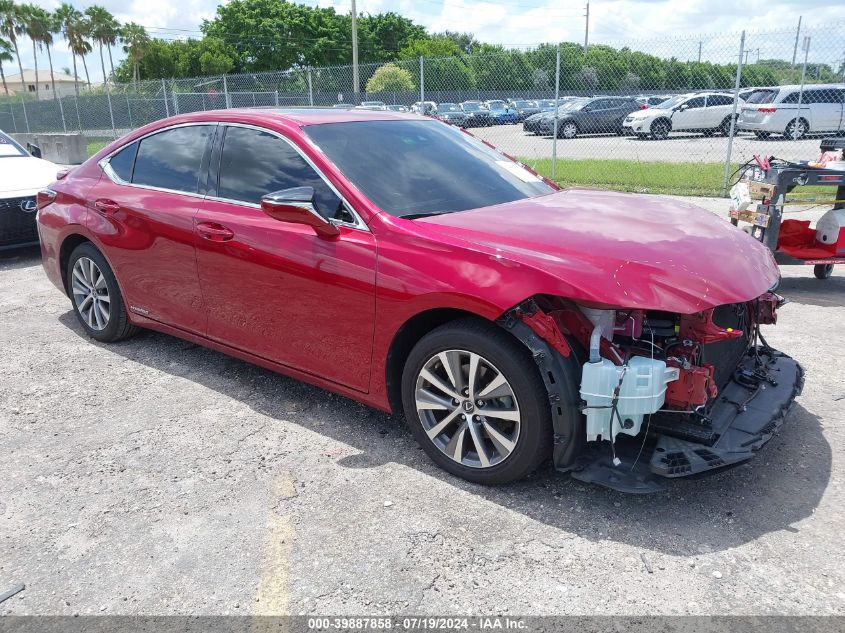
[[705, 94, 734, 127], [194, 124, 377, 391], [804, 87, 843, 131], [90, 123, 215, 333]]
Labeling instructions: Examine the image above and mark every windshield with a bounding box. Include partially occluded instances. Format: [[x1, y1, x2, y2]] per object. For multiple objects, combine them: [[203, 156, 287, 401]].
[[654, 95, 688, 110], [304, 120, 554, 217], [0, 131, 27, 158], [487, 101, 506, 110], [512, 100, 535, 108], [745, 89, 778, 104], [560, 98, 589, 112], [461, 102, 485, 111], [439, 104, 461, 112]]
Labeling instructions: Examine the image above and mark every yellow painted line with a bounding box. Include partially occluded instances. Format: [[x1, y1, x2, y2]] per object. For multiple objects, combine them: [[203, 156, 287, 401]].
[[253, 472, 297, 619]]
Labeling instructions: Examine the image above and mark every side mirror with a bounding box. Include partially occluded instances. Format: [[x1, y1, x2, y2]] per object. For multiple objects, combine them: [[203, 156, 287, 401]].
[[679, 104, 689, 111], [27, 143, 42, 159], [261, 186, 340, 238]]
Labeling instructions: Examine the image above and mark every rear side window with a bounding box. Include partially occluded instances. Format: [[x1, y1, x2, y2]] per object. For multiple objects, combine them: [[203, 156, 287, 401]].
[[747, 89, 778, 104], [804, 88, 844, 104], [107, 141, 138, 182], [132, 125, 214, 193], [707, 95, 733, 106], [217, 126, 343, 219]]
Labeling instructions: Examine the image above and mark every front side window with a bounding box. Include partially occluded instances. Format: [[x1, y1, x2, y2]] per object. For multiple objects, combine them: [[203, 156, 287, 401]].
[[217, 126, 344, 220], [132, 125, 214, 193], [684, 97, 706, 109], [303, 119, 554, 218]]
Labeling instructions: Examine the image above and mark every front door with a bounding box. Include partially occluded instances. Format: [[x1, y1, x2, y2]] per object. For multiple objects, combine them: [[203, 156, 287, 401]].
[[194, 124, 377, 392], [88, 124, 215, 333]]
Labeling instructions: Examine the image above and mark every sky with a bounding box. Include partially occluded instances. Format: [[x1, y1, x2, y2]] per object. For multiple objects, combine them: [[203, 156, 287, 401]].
[[8, 0, 845, 83]]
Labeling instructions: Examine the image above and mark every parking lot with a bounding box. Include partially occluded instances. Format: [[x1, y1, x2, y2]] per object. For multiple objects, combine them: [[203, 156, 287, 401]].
[[1, 199, 843, 617], [471, 125, 828, 163]]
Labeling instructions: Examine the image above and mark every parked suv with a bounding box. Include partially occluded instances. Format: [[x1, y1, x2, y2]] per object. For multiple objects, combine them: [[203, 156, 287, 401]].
[[737, 84, 845, 139], [623, 92, 740, 139]]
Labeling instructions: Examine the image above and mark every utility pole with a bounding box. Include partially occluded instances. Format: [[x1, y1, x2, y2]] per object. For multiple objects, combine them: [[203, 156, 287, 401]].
[[583, 1, 590, 51], [351, 0, 360, 99], [697, 41, 702, 63], [791, 16, 802, 66]]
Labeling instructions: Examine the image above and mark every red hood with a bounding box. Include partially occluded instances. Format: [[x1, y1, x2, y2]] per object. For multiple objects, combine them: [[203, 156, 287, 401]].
[[417, 188, 779, 314]]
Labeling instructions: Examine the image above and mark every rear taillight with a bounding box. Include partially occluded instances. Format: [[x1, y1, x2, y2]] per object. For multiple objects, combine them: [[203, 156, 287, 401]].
[[56, 168, 70, 180], [639, 104, 649, 109], [759, 107, 777, 113], [37, 188, 57, 210]]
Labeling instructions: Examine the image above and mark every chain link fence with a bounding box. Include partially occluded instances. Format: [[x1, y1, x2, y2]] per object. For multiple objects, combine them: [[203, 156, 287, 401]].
[[1, 22, 843, 195]]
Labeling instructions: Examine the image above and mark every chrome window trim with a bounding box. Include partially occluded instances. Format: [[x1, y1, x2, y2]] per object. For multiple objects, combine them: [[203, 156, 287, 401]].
[[98, 121, 217, 201], [99, 120, 369, 232]]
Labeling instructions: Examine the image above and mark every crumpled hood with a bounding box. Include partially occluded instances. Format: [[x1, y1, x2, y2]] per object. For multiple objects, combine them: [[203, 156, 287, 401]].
[[0, 156, 59, 197], [417, 188, 779, 314]]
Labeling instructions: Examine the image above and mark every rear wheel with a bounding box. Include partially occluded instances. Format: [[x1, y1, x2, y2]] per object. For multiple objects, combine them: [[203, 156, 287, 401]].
[[67, 242, 138, 343], [401, 319, 553, 484], [784, 118, 808, 140], [650, 119, 670, 140], [814, 264, 834, 279]]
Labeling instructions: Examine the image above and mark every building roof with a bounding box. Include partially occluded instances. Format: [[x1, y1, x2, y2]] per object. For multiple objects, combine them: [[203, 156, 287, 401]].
[[5, 69, 82, 83]]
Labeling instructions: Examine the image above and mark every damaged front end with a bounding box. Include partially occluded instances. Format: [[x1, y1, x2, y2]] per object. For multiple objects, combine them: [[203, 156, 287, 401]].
[[499, 293, 804, 493]]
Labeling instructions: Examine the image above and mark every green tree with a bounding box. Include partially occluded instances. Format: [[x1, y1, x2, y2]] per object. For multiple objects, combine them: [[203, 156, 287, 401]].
[[359, 12, 425, 60], [55, 3, 83, 96], [121, 22, 150, 87], [366, 62, 414, 93], [0, 36, 11, 95], [398, 35, 461, 60], [19, 4, 52, 98], [0, 0, 25, 96], [86, 6, 120, 83], [437, 31, 480, 54]]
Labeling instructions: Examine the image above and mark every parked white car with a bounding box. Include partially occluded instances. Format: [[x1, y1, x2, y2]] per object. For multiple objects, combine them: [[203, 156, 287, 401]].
[[623, 92, 741, 139], [0, 130, 59, 250], [737, 84, 845, 139]]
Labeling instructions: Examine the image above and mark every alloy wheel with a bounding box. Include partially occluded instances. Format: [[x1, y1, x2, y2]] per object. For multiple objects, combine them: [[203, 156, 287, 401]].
[[71, 257, 111, 331], [786, 119, 807, 140], [414, 349, 521, 469], [561, 122, 578, 139]]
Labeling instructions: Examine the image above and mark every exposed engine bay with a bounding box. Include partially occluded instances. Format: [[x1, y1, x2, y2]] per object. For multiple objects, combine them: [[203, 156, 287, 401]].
[[499, 293, 804, 493]]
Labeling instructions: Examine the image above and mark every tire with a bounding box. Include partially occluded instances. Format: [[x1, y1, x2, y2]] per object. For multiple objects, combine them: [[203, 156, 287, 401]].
[[718, 117, 733, 136], [814, 264, 834, 279], [66, 242, 138, 343], [650, 119, 670, 140], [754, 131, 771, 139], [401, 318, 553, 484], [559, 121, 578, 139], [784, 118, 808, 140]]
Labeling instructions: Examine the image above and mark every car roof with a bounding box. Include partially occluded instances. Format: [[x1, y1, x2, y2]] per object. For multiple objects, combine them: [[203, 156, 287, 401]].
[[149, 107, 422, 127]]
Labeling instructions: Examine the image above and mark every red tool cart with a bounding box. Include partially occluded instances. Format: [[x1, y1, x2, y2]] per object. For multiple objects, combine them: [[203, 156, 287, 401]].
[[730, 137, 845, 279]]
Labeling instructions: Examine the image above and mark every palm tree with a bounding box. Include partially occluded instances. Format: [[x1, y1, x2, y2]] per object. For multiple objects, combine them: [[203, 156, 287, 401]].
[[73, 14, 92, 90], [85, 6, 119, 83], [43, 11, 60, 99], [121, 22, 150, 89], [19, 5, 52, 99], [55, 3, 82, 97], [0, 36, 11, 95], [0, 0, 25, 97]]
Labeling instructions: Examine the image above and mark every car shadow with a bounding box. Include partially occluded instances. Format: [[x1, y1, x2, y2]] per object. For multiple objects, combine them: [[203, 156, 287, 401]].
[[0, 245, 41, 271], [778, 273, 845, 308], [56, 310, 831, 556]]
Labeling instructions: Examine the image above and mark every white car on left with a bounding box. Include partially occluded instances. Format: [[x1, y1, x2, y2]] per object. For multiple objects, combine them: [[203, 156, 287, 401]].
[[0, 130, 59, 250]]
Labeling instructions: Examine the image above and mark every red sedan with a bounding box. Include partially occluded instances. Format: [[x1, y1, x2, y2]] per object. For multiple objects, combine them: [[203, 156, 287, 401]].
[[37, 109, 802, 492]]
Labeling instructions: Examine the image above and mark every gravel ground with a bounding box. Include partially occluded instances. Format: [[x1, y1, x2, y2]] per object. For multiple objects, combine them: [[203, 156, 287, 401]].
[[471, 125, 825, 163], [0, 198, 843, 617]]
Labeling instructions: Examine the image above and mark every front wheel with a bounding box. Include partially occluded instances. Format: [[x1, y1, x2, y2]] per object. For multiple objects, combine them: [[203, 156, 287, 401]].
[[401, 319, 553, 484], [67, 242, 138, 342], [559, 121, 578, 139], [650, 120, 670, 140], [814, 264, 834, 279]]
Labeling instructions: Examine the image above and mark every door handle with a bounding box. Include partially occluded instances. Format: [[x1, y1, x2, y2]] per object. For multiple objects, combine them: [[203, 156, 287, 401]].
[[93, 198, 120, 216], [196, 221, 235, 242]]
